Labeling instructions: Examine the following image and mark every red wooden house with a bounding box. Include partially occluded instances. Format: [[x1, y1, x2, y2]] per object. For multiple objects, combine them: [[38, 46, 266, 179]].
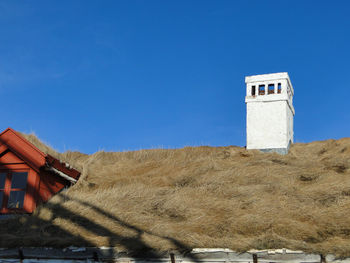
[[0, 128, 80, 215]]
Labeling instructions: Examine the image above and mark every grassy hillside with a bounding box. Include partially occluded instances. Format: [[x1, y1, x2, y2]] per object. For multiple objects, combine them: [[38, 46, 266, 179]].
[[2, 134, 350, 256]]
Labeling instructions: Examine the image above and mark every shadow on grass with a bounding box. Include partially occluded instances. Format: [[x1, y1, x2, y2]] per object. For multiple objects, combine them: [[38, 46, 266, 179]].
[[0, 191, 200, 260]]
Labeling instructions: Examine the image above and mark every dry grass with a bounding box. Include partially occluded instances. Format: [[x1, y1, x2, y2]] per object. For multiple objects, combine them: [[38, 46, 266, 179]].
[[2, 134, 350, 256]]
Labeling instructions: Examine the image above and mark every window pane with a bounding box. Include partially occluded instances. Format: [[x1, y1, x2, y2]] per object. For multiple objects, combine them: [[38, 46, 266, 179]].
[[258, 85, 265, 95], [0, 191, 3, 207], [277, 83, 282, 93], [8, 191, 25, 209], [251, 86, 256, 96], [0, 173, 6, 189], [11, 172, 28, 189]]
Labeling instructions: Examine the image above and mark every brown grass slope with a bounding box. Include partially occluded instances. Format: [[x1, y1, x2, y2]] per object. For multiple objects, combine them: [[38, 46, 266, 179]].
[[2, 134, 350, 256]]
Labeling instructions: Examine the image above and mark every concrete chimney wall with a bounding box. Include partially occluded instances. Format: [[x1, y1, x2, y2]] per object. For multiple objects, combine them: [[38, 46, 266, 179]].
[[245, 72, 295, 155]]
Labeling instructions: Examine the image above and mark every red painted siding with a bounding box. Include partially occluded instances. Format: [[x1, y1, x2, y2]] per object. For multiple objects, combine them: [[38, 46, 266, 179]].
[[38, 170, 67, 203], [0, 128, 46, 171]]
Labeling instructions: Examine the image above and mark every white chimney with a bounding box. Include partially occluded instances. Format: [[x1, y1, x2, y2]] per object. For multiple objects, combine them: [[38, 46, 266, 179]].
[[245, 72, 295, 154]]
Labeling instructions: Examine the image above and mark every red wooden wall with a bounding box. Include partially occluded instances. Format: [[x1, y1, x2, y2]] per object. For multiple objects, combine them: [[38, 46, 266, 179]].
[[0, 128, 78, 215]]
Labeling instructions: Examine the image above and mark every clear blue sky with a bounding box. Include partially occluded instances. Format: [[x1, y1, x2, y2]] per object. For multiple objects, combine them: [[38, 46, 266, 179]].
[[1, 1, 349, 153]]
